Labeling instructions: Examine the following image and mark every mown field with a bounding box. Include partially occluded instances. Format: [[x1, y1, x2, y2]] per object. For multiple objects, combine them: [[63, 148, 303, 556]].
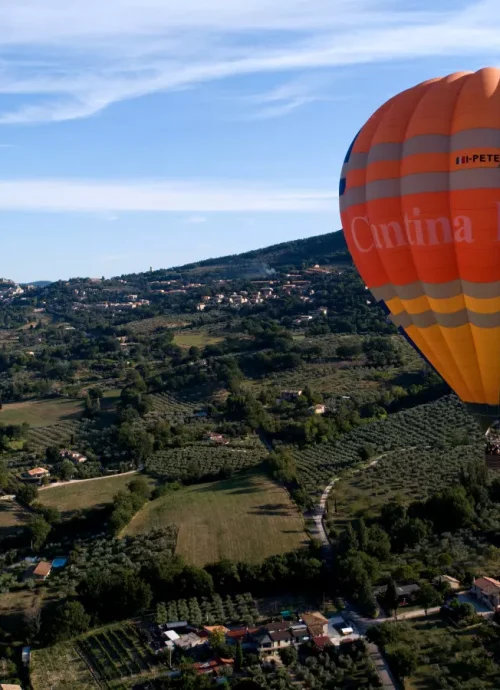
[[37, 473, 155, 517], [173, 330, 223, 348], [0, 499, 29, 535], [0, 397, 83, 426], [123, 471, 309, 565]]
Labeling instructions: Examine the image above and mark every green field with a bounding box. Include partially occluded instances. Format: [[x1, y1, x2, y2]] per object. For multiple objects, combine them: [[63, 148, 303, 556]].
[[123, 472, 309, 565], [0, 499, 29, 535], [0, 397, 83, 427], [38, 473, 155, 517], [173, 330, 223, 348]]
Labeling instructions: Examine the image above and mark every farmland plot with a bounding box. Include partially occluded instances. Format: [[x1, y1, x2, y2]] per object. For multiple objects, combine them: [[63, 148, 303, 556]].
[[291, 396, 482, 496]]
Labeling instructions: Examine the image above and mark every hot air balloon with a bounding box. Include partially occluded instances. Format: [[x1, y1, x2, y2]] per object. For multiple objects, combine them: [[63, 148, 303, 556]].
[[339, 67, 500, 466]]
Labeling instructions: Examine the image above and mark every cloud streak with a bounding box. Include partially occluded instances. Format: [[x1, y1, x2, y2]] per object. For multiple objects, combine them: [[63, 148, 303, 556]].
[[0, 1, 498, 124], [0, 178, 335, 212]]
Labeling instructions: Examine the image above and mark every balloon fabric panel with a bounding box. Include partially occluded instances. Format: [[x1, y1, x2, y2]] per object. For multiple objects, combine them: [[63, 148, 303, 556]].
[[339, 67, 500, 406]]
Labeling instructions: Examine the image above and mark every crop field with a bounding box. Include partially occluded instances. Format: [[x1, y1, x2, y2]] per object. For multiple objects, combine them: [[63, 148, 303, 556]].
[[248, 359, 423, 401], [31, 621, 157, 690], [123, 471, 309, 565], [173, 330, 223, 348], [0, 397, 83, 426], [145, 440, 267, 481], [31, 642, 100, 690], [327, 443, 482, 527], [25, 419, 81, 452], [146, 392, 198, 422], [291, 396, 482, 496], [38, 472, 155, 517], [0, 499, 29, 535]]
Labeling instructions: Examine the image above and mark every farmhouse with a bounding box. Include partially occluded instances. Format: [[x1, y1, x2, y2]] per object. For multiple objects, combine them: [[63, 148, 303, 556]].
[[24, 467, 50, 482], [472, 577, 500, 610], [60, 449, 87, 464], [434, 574, 461, 591], [205, 432, 229, 445], [32, 561, 52, 581]]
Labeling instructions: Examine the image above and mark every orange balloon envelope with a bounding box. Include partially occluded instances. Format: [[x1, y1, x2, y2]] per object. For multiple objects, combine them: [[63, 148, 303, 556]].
[[339, 67, 500, 425]]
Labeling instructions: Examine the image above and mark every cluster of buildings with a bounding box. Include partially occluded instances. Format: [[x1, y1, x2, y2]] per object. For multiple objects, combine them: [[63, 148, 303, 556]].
[[19, 448, 88, 484], [72, 299, 150, 312], [153, 610, 355, 671], [0, 282, 25, 304]]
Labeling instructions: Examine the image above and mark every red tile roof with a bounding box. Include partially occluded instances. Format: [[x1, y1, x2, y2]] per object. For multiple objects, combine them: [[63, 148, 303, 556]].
[[33, 561, 52, 577], [474, 577, 500, 594], [312, 635, 331, 649]]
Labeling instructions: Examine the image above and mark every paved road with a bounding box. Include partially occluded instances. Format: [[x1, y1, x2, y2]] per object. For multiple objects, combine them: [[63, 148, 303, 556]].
[[367, 643, 398, 689], [39, 469, 139, 490]]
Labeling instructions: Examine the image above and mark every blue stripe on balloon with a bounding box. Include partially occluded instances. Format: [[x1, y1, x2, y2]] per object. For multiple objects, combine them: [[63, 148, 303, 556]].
[[343, 129, 360, 164]]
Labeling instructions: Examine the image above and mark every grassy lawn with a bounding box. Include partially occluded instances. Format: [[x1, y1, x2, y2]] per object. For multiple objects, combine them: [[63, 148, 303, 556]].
[[0, 397, 83, 427], [0, 499, 30, 535], [173, 331, 223, 349], [123, 471, 309, 565], [38, 473, 155, 517]]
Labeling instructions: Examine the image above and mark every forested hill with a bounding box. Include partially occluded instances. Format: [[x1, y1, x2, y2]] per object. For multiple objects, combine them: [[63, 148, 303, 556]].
[[121, 230, 350, 283], [173, 230, 349, 270]]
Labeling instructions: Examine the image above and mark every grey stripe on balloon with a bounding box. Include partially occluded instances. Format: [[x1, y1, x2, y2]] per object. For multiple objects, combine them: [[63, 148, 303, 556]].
[[340, 167, 500, 211], [390, 309, 500, 329], [371, 280, 500, 302], [341, 128, 500, 175]]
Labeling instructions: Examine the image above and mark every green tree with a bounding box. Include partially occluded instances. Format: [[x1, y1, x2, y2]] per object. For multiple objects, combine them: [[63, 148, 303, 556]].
[[58, 459, 75, 481], [386, 644, 417, 681], [385, 578, 399, 619], [16, 482, 38, 505], [418, 583, 441, 615], [209, 627, 226, 650], [279, 646, 298, 666], [29, 515, 51, 551], [356, 518, 369, 551], [156, 601, 167, 625], [45, 445, 60, 464], [234, 641, 244, 672], [46, 600, 91, 643]]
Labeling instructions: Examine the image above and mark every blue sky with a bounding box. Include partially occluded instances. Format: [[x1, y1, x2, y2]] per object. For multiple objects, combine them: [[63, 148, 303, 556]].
[[1, 0, 500, 281]]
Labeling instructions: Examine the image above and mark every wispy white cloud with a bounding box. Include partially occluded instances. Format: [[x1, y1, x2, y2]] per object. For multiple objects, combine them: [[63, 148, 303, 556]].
[[243, 74, 338, 119], [184, 215, 207, 224], [0, 1, 498, 124], [0, 178, 335, 212]]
